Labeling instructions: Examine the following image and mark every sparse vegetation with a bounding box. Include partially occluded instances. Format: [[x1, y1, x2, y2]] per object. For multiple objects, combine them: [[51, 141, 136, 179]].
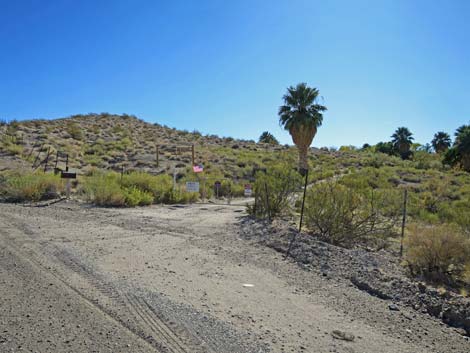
[[82, 171, 198, 207], [405, 224, 470, 286], [304, 182, 400, 248], [0, 172, 64, 202]]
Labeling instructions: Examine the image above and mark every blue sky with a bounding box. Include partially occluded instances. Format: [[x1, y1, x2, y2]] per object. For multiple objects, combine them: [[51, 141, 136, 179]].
[[1, 0, 469, 147]]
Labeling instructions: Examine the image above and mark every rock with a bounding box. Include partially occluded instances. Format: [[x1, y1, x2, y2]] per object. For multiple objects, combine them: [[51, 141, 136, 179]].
[[331, 330, 355, 341], [388, 303, 400, 311]]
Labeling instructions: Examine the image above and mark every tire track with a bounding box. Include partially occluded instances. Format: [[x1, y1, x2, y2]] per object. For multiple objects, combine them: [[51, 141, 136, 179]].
[[0, 215, 211, 353]]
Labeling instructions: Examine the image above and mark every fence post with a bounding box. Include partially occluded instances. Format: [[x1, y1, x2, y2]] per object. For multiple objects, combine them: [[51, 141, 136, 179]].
[[264, 181, 270, 221], [156, 145, 159, 168], [285, 168, 309, 260], [298, 168, 309, 233], [400, 188, 408, 258], [43, 147, 51, 172], [191, 144, 195, 166]]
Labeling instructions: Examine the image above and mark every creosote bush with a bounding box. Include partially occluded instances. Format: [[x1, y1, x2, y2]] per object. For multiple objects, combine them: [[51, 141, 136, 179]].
[[247, 165, 302, 219], [304, 182, 400, 248], [83, 171, 198, 207], [0, 172, 64, 202], [405, 224, 470, 286]]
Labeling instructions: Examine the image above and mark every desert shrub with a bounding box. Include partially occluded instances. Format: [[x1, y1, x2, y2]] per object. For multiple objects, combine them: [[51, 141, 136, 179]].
[[83, 173, 126, 206], [66, 123, 83, 140], [247, 165, 302, 219], [304, 182, 400, 248], [1, 142, 23, 155], [0, 172, 64, 202], [124, 187, 154, 207], [405, 224, 470, 285], [84, 171, 198, 206]]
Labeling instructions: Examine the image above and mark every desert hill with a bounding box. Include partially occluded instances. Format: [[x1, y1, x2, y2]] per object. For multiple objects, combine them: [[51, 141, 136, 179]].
[[0, 113, 292, 179]]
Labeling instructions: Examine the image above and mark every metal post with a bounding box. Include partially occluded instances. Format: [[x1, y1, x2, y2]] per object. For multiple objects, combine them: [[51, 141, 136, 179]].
[[156, 145, 159, 168], [65, 154, 69, 172], [43, 147, 51, 172], [285, 168, 309, 260], [299, 168, 309, 233], [191, 144, 195, 166], [66, 180, 71, 199], [400, 188, 408, 258], [54, 151, 59, 171], [264, 181, 270, 221]]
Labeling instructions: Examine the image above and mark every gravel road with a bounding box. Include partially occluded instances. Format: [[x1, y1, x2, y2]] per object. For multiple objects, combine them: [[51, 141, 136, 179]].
[[0, 201, 469, 353]]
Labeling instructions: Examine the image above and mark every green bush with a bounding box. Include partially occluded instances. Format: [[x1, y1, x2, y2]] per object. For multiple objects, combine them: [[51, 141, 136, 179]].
[[0, 172, 64, 202], [304, 182, 400, 248], [66, 123, 83, 140], [84, 171, 198, 206], [124, 187, 154, 206], [247, 165, 302, 219], [83, 173, 126, 206]]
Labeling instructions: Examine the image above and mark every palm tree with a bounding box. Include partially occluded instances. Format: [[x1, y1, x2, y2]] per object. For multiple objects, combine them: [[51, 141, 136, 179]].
[[391, 127, 414, 159], [431, 132, 451, 153], [278, 83, 327, 172], [455, 124, 470, 171], [258, 131, 279, 145]]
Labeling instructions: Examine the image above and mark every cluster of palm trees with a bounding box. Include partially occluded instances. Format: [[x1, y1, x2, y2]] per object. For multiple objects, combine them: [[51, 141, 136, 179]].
[[277, 82, 470, 173], [443, 125, 470, 171]]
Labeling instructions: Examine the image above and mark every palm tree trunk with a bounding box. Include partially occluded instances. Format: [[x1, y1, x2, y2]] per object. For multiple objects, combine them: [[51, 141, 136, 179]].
[[298, 144, 309, 171], [290, 125, 315, 171]]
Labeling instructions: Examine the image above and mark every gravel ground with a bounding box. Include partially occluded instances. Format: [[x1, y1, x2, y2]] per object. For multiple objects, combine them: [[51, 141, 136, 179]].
[[0, 201, 469, 353]]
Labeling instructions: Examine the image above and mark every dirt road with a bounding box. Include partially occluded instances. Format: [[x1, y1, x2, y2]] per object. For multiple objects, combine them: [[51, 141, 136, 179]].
[[0, 201, 468, 352]]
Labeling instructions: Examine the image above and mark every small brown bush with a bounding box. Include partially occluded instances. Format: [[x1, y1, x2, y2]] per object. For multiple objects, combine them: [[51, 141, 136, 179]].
[[405, 224, 470, 285]]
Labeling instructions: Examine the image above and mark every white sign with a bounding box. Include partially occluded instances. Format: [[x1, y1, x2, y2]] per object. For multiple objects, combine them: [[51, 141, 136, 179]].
[[244, 184, 252, 197], [186, 181, 200, 193]]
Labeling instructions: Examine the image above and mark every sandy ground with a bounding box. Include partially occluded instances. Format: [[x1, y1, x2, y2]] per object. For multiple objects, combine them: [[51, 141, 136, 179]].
[[0, 201, 469, 353]]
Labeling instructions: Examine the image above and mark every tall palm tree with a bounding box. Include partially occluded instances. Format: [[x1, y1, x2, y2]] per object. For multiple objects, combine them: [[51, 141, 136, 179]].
[[431, 132, 451, 153], [455, 124, 470, 171], [391, 127, 414, 159], [278, 83, 327, 172]]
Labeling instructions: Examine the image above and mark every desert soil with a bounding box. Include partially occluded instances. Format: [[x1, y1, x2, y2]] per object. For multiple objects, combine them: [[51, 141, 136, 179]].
[[0, 201, 469, 353]]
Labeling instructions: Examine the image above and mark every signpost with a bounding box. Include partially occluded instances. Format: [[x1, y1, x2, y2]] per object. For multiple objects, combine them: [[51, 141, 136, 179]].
[[214, 181, 221, 199], [60, 169, 76, 200], [186, 181, 200, 193], [244, 184, 252, 197]]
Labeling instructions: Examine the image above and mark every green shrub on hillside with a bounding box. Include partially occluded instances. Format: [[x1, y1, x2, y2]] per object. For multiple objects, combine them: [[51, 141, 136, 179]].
[[66, 123, 83, 140]]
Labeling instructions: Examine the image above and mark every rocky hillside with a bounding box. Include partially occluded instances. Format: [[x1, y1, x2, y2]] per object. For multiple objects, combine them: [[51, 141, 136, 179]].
[[0, 113, 290, 179]]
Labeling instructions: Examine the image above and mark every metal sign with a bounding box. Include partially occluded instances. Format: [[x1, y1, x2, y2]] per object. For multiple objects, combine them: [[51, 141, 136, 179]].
[[214, 181, 221, 187], [244, 184, 252, 197], [186, 181, 200, 192], [61, 171, 76, 179]]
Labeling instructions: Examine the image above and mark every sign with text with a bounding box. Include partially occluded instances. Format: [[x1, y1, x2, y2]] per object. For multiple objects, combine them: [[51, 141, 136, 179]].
[[186, 181, 200, 193]]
